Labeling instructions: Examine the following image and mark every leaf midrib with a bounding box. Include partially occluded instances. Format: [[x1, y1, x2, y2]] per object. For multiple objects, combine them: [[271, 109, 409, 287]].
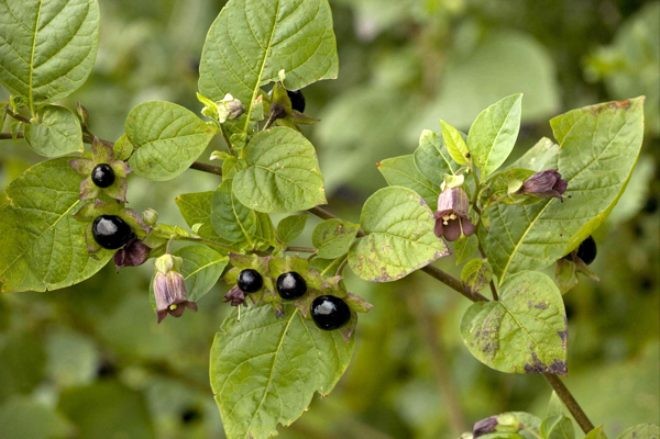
[[27, 0, 43, 114], [242, 0, 281, 133]]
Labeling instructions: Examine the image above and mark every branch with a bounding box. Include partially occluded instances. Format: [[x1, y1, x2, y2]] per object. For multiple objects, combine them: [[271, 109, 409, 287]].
[[543, 373, 595, 433]]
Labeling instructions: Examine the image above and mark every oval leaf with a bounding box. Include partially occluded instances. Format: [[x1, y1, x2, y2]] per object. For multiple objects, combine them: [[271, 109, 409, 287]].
[[232, 126, 326, 213], [24, 105, 83, 157], [276, 214, 307, 244], [377, 154, 439, 207], [467, 93, 523, 178], [460, 271, 567, 374], [312, 218, 360, 259], [199, 0, 338, 128], [174, 245, 228, 302], [211, 179, 258, 245], [482, 98, 645, 282], [347, 186, 449, 282], [125, 101, 217, 181], [0, 158, 112, 292], [0, 0, 100, 112], [175, 191, 223, 241], [210, 305, 354, 439]]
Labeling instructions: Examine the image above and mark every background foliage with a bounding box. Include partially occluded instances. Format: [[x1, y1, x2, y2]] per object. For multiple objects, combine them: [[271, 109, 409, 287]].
[[0, 0, 657, 437]]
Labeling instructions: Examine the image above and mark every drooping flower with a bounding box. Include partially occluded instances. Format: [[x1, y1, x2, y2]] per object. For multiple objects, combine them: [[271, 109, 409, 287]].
[[153, 254, 197, 323], [434, 187, 476, 241], [518, 169, 567, 200]]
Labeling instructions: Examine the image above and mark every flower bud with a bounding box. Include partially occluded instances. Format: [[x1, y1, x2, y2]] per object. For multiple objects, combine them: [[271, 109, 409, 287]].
[[518, 169, 567, 200]]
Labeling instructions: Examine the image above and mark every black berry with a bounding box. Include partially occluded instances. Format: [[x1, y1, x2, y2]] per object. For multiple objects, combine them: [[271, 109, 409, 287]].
[[287, 90, 305, 113], [92, 215, 135, 249], [576, 236, 597, 265], [237, 269, 263, 293], [91, 163, 115, 188], [310, 295, 351, 330], [276, 271, 307, 300]]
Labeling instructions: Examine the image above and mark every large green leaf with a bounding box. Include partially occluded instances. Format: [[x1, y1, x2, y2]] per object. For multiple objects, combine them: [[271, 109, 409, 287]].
[[312, 218, 360, 259], [232, 126, 326, 213], [199, 0, 338, 130], [347, 186, 448, 282], [467, 93, 522, 178], [125, 101, 217, 181], [175, 191, 223, 241], [174, 245, 228, 302], [460, 271, 567, 374], [0, 158, 112, 293], [0, 0, 99, 113], [23, 105, 83, 157], [210, 305, 354, 439], [482, 98, 645, 282], [211, 179, 258, 245], [377, 154, 439, 207]]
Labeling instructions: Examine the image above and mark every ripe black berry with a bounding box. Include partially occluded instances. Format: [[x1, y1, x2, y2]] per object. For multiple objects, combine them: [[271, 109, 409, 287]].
[[576, 236, 597, 265], [91, 163, 115, 188], [287, 90, 305, 113], [238, 269, 263, 293], [310, 295, 351, 330], [92, 215, 135, 249], [276, 271, 307, 299]]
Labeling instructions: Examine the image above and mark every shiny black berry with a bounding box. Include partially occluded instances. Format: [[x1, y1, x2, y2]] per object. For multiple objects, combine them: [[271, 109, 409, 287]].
[[310, 295, 351, 330], [238, 269, 263, 293], [276, 271, 307, 300], [287, 90, 305, 113], [91, 163, 115, 188], [576, 235, 597, 265], [92, 215, 135, 249]]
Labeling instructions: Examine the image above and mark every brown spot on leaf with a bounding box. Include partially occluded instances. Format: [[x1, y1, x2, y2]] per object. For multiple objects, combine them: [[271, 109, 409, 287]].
[[524, 352, 567, 374]]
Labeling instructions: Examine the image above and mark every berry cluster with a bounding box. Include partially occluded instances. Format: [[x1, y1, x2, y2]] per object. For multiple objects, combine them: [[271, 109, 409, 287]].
[[235, 269, 351, 331]]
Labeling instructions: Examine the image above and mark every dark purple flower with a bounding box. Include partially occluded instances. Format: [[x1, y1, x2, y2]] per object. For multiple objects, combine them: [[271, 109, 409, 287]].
[[518, 169, 567, 200], [434, 187, 476, 241], [473, 416, 498, 437], [224, 285, 246, 306], [114, 239, 150, 268], [153, 255, 197, 323]]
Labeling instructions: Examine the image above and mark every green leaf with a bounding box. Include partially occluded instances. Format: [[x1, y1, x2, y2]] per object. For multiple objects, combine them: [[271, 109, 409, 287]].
[[175, 191, 223, 241], [482, 98, 645, 282], [460, 271, 567, 374], [377, 154, 439, 207], [312, 218, 360, 259], [617, 424, 658, 439], [0, 158, 112, 293], [540, 415, 575, 439], [199, 0, 338, 131], [413, 129, 457, 184], [460, 258, 493, 292], [233, 126, 326, 213], [0, 0, 100, 113], [277, 214, 307, 244], [210, 305, 354, 439], [211, 179, 258, 245], [174, 245, 228, 302], [348, 186, 448, 282], [23, 105, 83, 157], [440, 120, 470, 166], [467, 94, 522, 178], [125, 101, 217, 181]]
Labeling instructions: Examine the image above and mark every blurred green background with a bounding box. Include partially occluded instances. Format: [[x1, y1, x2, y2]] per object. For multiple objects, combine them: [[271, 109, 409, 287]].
[[0, 0, 658, 438]]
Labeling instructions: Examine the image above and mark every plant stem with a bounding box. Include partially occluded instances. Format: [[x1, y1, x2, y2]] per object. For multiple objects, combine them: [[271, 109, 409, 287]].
[[0, 132, 24, 140], [286, 246, 316, 253], [189, 161, 221, 175], [543, 373, 594, 432]]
